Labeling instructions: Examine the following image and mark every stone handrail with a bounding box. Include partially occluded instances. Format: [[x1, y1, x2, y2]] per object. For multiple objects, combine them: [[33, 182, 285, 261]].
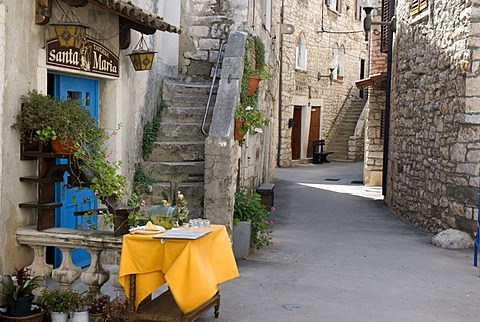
[[204, 30, 246, 232], [16, 226, 123, 298]]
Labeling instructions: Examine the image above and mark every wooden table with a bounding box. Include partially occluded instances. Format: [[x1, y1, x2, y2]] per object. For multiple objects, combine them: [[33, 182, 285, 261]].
[[119, 225, 239, 321]]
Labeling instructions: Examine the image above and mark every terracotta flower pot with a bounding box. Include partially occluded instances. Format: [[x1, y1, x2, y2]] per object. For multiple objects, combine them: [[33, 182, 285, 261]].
[[246, 75, 261, 96], [234, 119, 246, 141], [51, 138, 76, 154]]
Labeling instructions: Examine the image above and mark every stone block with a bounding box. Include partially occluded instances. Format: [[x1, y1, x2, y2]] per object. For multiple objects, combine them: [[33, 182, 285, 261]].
[[431, 229, 474, 249], [199, 38, 220, 50], [189, 26, 210, 37]]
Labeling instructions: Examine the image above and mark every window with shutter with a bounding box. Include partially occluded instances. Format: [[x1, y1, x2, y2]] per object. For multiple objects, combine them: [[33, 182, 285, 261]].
[[410, 0, 428, 16], [355, 0, 362, 20], [380, 0, 390, 53], [336, 0, 342, 13]]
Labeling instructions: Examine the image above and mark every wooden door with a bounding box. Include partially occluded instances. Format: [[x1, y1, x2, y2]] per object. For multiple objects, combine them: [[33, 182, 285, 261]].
[[307, 107, 321, 157], [291, 107, 302, 160]]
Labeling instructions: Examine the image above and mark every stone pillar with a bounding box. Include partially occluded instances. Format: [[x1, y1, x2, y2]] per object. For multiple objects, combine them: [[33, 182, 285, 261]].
[[364, 86, 385, 186], [80, 248, 110, 297], [52, 247, 82, 289]]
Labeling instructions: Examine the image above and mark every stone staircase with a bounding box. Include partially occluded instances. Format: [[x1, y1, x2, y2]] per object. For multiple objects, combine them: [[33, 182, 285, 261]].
[[142, 78, 216, 218], [328, 98, 366, 160]]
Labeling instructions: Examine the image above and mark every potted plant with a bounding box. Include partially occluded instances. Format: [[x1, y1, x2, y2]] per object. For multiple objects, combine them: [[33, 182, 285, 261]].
[[13, 90, 126, 229], [233, 189, 273, 258], [234, 36, 271, 141], [0, 267, 41, 318], [103, 298, 128, 322], [87, 294, 109, 322], [40, 288, 81, 322]]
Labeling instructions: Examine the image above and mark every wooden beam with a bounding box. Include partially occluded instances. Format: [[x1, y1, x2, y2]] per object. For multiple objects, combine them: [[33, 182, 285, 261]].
[[59, 0, 88, 6]]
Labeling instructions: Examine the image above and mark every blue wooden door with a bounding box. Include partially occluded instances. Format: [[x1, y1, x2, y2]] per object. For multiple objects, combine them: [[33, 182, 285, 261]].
[[52, 73, 99, 268]]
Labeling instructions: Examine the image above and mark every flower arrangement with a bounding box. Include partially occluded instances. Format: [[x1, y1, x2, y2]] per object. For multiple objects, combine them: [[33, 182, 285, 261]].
[[159, 190, 189, 223], [235, 36, 272, 138], [87, 294, 109, 314], [233, 189, 273, 249]]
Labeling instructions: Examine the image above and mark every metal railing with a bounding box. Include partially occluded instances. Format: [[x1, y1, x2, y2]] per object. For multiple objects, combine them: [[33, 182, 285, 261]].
[[201, 40, 227, 136]]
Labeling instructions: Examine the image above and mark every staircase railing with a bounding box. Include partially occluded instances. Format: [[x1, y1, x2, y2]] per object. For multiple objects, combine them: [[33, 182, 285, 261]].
[[201, 40, 227, 136]]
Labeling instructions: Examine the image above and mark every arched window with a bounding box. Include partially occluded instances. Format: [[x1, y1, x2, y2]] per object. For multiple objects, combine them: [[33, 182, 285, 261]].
[[296, 34, 307, 70]]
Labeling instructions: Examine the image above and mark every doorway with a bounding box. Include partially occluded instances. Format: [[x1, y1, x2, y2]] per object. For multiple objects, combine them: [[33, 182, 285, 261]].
[[359, 58, 366, 98], [48, 73, 99, 268], [291, 106, 302, 160], [307, 107, 321, 158]]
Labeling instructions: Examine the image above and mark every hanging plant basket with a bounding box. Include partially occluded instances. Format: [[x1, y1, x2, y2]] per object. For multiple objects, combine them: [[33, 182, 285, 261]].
[[246, 76, 261, 96], [51, 138, 76, 155], [234, 119, 246, 141]]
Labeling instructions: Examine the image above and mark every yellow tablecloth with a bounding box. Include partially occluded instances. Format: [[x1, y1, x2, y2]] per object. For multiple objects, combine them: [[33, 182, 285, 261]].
[[118, 225, 239, 313]]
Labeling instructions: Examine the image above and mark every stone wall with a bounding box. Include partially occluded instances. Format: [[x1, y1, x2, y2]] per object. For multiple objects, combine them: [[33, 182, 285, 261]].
[[364, 86, 385, 186], [179, 0, 248, 78], [279, 0, 367, 166], [386, 0, 480, 234]]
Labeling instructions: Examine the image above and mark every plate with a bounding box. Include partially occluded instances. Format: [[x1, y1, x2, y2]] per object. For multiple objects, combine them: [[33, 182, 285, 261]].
[[129, 225, 165, 235]]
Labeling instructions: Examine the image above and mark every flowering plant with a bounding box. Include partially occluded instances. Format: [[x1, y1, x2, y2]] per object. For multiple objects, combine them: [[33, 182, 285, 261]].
[[235, 105, 270, 136], [0, 267, 40, 301], [160, 190, 189, 223]]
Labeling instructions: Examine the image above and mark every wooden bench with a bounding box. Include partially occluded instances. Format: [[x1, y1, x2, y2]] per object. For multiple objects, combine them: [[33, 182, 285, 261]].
[[312, 140, 334, 164]]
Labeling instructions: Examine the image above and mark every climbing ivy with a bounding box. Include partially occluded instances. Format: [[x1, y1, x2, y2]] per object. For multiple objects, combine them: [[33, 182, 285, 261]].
[[142, 101, 168, 158]]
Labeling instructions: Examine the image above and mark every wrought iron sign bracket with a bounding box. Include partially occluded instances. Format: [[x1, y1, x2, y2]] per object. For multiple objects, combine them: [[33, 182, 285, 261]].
[[36, 0, 88, 25]]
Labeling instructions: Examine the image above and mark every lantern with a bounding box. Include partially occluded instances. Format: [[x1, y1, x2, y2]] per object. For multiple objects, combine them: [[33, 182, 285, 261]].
[[127, 35, 157, 71]]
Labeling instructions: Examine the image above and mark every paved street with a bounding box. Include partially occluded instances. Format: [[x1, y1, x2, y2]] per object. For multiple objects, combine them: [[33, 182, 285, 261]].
[[199, 161, 480, 322]]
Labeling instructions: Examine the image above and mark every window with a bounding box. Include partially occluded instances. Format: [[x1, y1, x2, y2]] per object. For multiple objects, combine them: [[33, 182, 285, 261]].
[[381, 0, 391, 53], [325, 0, 342, 13], [331, 43, 339, 80], [338, 45, 345, 80], [296, 35, 307, 70], [355, 0, 362, 20], [410, 0, 428, 16], [265, 0, 272, 32]]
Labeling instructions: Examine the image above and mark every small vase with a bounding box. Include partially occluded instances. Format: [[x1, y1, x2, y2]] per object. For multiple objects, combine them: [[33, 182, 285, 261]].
[[50, 312, 68, 322], [246, 75, 261, 96], [6, 295, 34, 317], [89, 312, 104, 322], [70, 311, 89, 322], [234, 119, 246, 141]]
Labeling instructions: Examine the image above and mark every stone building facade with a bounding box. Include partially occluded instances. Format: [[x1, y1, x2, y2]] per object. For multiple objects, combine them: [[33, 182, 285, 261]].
[[0, 0, 180, 275], [179, 0, 279, 191], [278, 0, 367, 166], [385, 0, 480, 234]]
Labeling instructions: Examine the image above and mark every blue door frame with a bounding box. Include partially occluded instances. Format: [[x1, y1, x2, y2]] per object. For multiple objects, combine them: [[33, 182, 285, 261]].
[[51, 73, 99, 268]]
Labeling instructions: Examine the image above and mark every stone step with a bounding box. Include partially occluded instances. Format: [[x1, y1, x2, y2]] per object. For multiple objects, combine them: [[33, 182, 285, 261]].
[[156, 123, 205, 141], [143, 161, 205, 182], [146, 141, 205, 162], [163, 94, 216, 107], [162, 106, 212, 123], [163, 79, 217, 96]]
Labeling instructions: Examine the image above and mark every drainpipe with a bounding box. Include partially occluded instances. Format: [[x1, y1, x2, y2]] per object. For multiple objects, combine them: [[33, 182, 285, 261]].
[[382, 0, 395, 196], [277, 0, 285, 166]]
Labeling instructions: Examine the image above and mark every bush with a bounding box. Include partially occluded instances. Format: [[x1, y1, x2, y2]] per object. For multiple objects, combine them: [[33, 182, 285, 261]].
[[234, 189, 273, 249]]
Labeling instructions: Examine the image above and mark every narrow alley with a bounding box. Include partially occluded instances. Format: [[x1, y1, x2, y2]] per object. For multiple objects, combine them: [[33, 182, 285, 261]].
[[200, 162, 480, 322]]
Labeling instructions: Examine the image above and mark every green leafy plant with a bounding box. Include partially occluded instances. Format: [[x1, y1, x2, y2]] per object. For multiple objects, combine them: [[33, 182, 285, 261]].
[[235, 36, 271, 137], [41, 288, 83, 313], [234, 189, 273, 249], [0, 267, 40, 301], [86, 292, 109, 314], [13, 90, 126, 226], [142, 100, 167, 158]]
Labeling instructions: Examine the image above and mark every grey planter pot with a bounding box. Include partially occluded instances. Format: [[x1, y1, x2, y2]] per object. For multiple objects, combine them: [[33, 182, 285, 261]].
[[233, 221, 251, 259]]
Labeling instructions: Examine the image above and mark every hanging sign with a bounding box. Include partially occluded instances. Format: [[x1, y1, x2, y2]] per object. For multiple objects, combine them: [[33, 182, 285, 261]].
[[46, 38, 119, 77]]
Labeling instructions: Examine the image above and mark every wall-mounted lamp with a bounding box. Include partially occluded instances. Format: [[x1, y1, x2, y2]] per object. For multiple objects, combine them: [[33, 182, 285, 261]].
[[280, 23, 295, 35], [127, 34, 157, 71], [51, 1, 89, 48], [362, 0, 396, 41], [317, 67, 335, 84]]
